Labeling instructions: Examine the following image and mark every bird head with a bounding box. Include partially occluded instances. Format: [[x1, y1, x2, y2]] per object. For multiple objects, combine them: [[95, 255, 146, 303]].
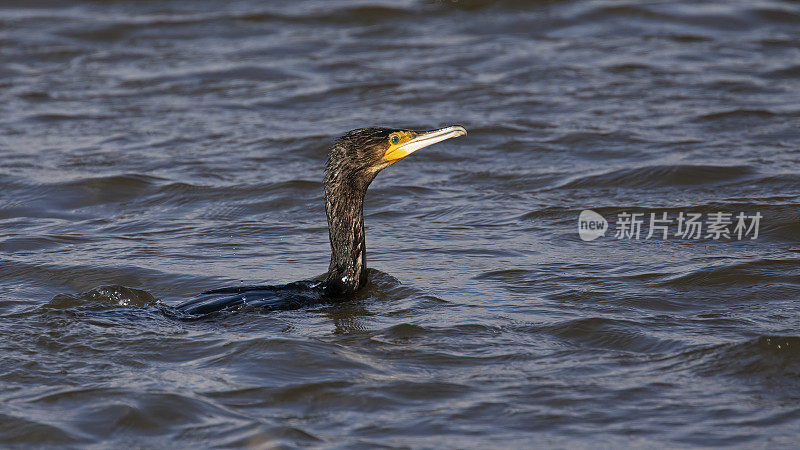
[[325, 126, 467, 185]]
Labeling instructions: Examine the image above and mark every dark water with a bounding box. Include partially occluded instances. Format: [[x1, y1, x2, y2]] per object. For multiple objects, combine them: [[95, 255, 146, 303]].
[[1, 0, 800, 447]]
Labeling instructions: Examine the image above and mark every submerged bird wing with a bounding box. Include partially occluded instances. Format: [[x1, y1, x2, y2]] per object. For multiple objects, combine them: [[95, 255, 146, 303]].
[[175, 280, 325, 316]]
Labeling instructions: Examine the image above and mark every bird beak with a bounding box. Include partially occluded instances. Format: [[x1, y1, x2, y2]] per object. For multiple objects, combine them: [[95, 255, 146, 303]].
[[385, 125, 468, 162]]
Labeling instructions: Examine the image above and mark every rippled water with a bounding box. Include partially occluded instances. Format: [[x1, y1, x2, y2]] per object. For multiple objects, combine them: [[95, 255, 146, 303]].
[[2, 0, 800, 447]]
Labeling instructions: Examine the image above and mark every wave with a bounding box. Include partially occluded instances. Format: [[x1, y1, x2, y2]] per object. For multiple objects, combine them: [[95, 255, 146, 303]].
[[659, 258, 800, 288], [766, 64, 800, 79], [52, 4, 419, 44], [557, 164, 754, 189], [540, 317, 686, 353], [665, 335, 800, 379], [696, 108, 781, 121], [47, 285, 160, 309]]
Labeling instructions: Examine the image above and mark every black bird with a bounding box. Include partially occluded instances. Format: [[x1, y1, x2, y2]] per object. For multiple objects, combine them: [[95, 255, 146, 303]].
[[176, 126, 467, 315]]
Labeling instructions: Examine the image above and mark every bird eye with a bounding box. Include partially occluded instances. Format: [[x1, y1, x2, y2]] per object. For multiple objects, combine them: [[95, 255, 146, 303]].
[[390, 134, 400, 145]]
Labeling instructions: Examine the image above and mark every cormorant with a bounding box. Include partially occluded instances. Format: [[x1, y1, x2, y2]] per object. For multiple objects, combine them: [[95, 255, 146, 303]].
[[176, 126, 467, 315]]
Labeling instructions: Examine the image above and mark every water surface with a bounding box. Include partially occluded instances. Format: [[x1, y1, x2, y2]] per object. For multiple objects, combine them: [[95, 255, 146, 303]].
[[1, 0, 799, 447]]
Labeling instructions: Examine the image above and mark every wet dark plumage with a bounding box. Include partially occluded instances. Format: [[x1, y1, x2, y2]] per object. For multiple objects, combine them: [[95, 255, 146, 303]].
[[323, 127, 402, 297], [176, 128, 425, 315]]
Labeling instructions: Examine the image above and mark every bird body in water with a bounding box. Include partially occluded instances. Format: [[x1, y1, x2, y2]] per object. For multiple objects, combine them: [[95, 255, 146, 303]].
[[177, 126, 467, 315]]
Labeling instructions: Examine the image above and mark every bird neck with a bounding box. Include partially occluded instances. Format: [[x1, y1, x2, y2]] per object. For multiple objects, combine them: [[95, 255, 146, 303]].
[[323, 172, 373, 297]]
